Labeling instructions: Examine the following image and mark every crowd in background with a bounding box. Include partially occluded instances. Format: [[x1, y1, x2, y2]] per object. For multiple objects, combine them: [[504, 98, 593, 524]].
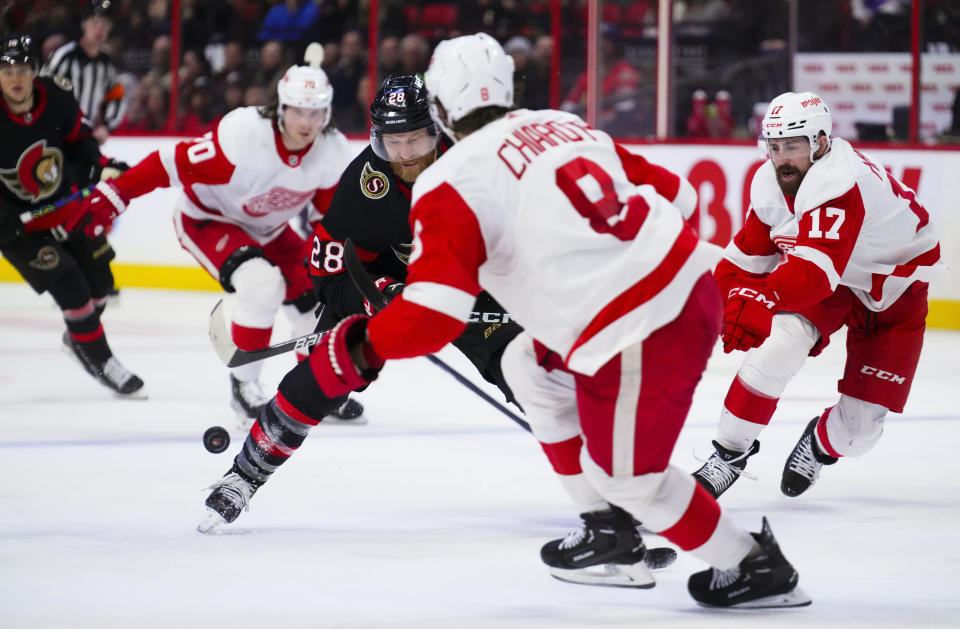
[[4, 0, 958, 139]]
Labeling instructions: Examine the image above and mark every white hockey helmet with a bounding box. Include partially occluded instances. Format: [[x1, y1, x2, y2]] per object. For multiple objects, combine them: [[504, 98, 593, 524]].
[[277, 64, 333, 128], [423, 33, 514, 139], [760, 91, 832, 161]]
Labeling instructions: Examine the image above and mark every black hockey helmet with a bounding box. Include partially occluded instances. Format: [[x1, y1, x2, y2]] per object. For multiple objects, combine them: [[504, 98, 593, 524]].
[[81, 0, 115, 20], [0, 34, 38, 70], [369, 74, 439, 161]]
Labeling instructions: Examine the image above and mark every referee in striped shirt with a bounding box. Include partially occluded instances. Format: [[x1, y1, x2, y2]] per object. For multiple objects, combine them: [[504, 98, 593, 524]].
[[42, 0, 126, 144]]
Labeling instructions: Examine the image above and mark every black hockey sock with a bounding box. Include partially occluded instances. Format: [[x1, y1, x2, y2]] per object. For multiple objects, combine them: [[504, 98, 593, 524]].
[[233, 396, 315, 485], [63, 302, 112, 364]]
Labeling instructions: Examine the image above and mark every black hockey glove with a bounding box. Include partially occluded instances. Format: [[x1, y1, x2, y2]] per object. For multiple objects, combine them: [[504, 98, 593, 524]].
[[89, 158, 131, 184], [0, 212, 25, 248]]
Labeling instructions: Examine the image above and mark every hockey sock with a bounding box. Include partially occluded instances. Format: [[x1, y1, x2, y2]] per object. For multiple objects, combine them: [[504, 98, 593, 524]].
[[63, 300, 111, 364], [715, 376, 779, 452], [230, 322, 272, 382], [233, 393, 318, 485], [540, 436, 610, 513]]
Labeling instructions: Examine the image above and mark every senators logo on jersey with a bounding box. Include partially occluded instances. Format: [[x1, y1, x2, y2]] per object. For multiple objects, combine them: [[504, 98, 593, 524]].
[[360, 161, 390, 199], [0, 140, 64, 202]]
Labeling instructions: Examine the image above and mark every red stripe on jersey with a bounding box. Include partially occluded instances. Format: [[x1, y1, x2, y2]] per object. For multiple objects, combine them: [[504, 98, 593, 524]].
[[565, 226, 699, 366], [64, 109, 85, 143], [657, 483, 722, 551], [733, 210, 781, 258], [539, 436, 584, 475], [615, 143, 680, 201], [275, 392, 321, 426], [250, 420, 297, 457], [724, 376, 778, 425], [310, 185, 337, 217], [815, 410, 842, 458], [869, 243, 941, 302]]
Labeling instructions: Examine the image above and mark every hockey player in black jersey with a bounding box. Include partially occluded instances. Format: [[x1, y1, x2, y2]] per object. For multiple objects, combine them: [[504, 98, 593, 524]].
[[0, 33, 142, 397], [199, 74, 683, 588]]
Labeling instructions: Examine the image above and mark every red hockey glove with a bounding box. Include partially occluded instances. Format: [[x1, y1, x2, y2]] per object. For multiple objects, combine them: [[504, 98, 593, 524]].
[[721, 284, 780, 353], [308, 314, 385, 397], [62, 180, 129, 238], [362, 276, 405, 315]]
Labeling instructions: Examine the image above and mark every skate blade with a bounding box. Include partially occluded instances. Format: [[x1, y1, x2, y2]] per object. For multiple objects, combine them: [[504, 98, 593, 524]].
[[549, 561, 655, 589], [643, 546, 678, 570], [699, 586, 813, 609], [197, 508, 228, 534]]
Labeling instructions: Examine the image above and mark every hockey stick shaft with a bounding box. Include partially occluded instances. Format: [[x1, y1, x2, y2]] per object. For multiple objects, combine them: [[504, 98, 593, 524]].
[[343, 239, 530, 432], [19, 184, 96, 230], [207, 299, 322, 367]]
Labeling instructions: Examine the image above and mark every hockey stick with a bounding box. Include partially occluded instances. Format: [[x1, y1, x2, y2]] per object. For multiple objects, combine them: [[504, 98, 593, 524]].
[[208, 299, 323, 367], [19, 184, 96, 231], [343, 239, 530, 432]]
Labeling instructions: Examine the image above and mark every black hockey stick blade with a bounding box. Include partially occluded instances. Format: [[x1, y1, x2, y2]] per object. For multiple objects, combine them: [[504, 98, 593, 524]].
[[342, 239, 530, 432], [207, 299, 322, 367], [344, 238, 389, 311]]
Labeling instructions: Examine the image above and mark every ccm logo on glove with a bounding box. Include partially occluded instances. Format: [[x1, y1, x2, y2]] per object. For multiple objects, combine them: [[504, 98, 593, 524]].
[[728, 287, 778, 310]]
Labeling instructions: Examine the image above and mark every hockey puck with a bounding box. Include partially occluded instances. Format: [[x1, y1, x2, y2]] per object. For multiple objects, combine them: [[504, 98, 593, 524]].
[[203, 426, 230, 453]]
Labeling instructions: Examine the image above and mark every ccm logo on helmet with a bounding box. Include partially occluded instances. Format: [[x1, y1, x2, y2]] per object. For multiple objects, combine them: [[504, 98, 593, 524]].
[[860, 365, 906, 384], [728, 287, 777, 310]]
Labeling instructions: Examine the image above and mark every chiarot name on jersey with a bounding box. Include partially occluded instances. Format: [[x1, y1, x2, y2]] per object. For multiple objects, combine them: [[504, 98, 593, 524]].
[[497, 118, 600, 180]]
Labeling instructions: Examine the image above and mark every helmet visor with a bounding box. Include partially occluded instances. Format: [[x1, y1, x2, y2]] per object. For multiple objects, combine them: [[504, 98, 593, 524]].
[[764, 137, 811, 161], [371, 124, 439, 162]]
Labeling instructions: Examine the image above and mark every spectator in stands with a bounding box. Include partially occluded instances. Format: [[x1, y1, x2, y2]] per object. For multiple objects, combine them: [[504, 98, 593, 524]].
[[251, 39, 288, 90], [330, 29, 366, 132], [399, 33, 430, 75], [244, 84, 269, 107], [142, 35, 172, 91], [177, 75, 219, 135], [118, 82, 170, 132], [215, 40, 249, 91], [378, 35, 401, 81], [222, 72, 247, 115], [560, 24, 641, 131], [258, 0, 320, 44], [321, 41, 340, 75], [504, 35, 539, 109], [40, 32, 68, 64], [524, 34, 554, 110]]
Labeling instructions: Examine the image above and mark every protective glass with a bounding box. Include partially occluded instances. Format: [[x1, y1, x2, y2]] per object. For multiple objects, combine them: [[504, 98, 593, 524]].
[[370, 125, 439, 162]]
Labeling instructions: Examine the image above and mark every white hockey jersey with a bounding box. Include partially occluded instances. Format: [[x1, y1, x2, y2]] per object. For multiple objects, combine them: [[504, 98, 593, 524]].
[[157, 107, 354, 243], [726, 138, 941, 311], [370, 109, 716, 376]]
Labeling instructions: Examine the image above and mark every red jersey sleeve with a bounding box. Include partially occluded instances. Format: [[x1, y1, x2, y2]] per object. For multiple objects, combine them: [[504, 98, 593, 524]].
[[367, 183, 487, 359], [170, 130, 236, 187]]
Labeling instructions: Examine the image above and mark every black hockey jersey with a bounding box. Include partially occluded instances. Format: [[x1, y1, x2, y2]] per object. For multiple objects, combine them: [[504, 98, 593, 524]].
[[0, 76, 102, 220], [310, 137, 523, 390]]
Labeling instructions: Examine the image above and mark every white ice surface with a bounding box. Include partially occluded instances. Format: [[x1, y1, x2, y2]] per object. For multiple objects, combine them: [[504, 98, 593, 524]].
[[1, 284, 958, 628]]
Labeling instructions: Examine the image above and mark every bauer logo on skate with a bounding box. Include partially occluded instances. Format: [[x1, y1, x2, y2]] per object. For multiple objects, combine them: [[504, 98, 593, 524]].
[[860, 365, 906, 384], [242, 187, 315, 217]]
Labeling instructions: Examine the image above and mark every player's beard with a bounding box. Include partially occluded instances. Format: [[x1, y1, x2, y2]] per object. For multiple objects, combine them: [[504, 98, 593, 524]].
[[390, 150, 437, 183], [775, 164, 805, 197]]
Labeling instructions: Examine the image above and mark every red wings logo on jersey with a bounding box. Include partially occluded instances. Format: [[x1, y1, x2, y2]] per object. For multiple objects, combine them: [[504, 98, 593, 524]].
[[0, 140, 64, 202], [242, 187, 315, 217]]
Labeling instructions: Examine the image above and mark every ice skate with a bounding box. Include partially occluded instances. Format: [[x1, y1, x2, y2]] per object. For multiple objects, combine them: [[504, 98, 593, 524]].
[[322, 396, 368, 425], [197, 468, 261, 533], [230, 375, 270, 431], [688, 517, 811, 608], [781, 417, 837, 497], [692, 439, 759, 498], [540, 506, 665, 588], [61, 332, 146, 398]]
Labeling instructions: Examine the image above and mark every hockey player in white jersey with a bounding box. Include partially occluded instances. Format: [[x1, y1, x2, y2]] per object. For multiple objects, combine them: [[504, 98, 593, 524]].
[[61, 47, 364, 427], [267, 33, 811, 609], [692, 91, 941, 499]]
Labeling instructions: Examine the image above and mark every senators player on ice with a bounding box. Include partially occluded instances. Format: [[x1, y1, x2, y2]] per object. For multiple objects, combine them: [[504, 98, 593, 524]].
[[692, 92, 941, 499], [0, 33, 142, 397]]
